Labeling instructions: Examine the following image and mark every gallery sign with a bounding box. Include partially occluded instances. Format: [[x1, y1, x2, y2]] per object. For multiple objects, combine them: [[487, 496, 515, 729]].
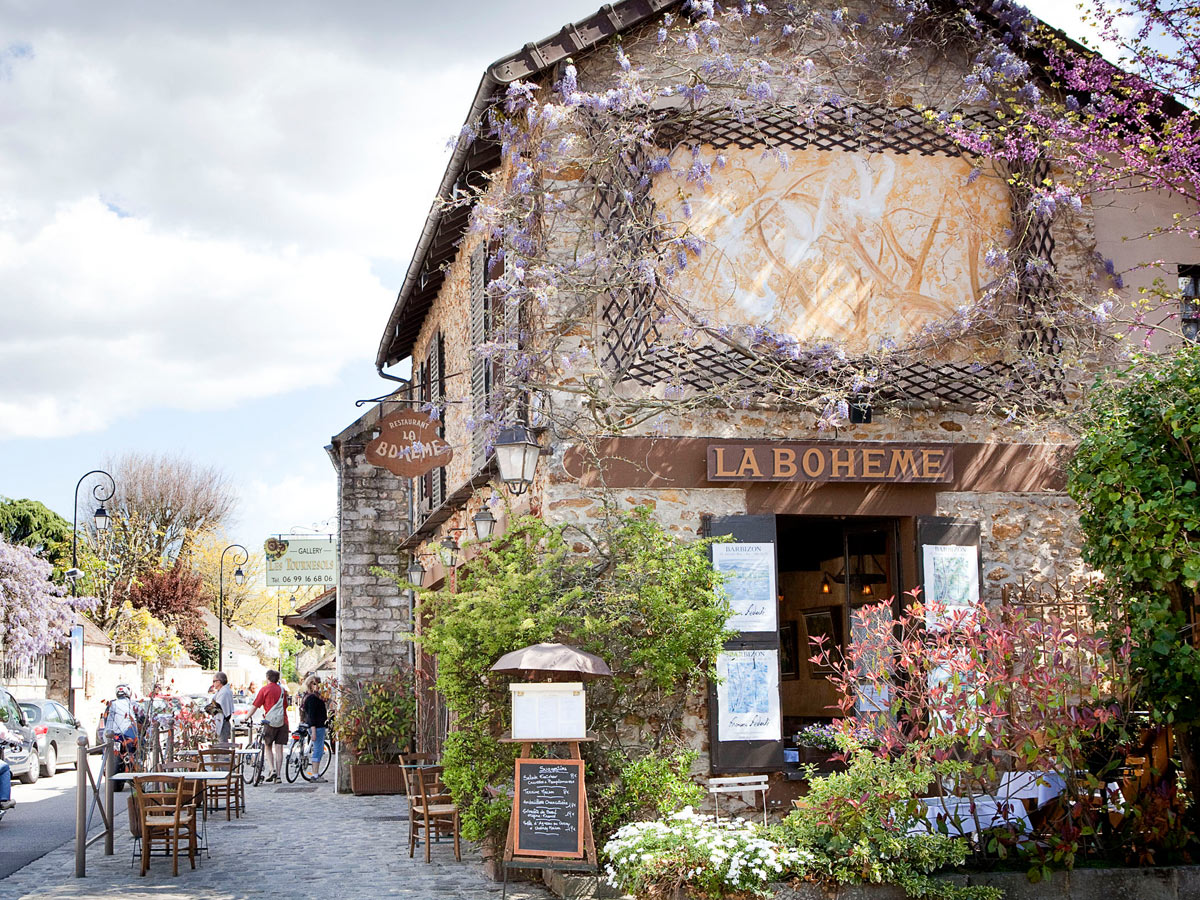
[[264, 537, 337, 587], [365, 410, 453, 478], [707, 441, 954, 483]]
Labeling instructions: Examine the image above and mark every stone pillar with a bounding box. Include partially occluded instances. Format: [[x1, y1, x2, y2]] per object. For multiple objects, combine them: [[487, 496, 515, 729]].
[[327, 406, 412, 792]]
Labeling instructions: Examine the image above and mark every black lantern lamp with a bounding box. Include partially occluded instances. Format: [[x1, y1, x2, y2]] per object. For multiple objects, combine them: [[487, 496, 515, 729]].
[[93, 504, 110, 532], [494, 426, 540, 496], [440, 534, 460, 568], [234, 566, 245, 586], [406, 557, 426, 588], [472, 508, 497, 542]]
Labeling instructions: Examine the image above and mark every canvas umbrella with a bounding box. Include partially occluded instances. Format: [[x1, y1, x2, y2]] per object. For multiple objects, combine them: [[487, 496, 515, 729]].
[[489, 642, 612, 680]]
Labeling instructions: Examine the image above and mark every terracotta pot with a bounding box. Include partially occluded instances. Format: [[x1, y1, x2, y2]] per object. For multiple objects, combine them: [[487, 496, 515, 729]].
[[349, 763, 407, 795]]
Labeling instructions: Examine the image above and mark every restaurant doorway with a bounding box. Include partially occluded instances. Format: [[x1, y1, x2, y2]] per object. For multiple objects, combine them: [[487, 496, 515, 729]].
[[774, 515, 903, 729]]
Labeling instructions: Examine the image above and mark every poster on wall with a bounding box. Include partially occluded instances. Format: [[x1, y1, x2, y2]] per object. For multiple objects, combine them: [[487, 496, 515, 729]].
[[69, 624, 84, 691], [711, 542, 777, 632], [921, 543, 980, 626], [264, 537, 337, 587], [715, 649, 781, 742]]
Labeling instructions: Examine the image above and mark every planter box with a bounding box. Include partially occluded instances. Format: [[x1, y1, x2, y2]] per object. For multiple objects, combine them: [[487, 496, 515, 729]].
[[349, 763, 406, 795]]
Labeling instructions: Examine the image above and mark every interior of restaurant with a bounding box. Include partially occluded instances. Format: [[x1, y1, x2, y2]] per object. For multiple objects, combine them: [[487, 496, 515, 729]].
[[774, 515, 903, 738]]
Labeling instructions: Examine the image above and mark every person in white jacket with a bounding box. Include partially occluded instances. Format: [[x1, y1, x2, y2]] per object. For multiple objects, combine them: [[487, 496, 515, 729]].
[[210, 672, 235, 743]]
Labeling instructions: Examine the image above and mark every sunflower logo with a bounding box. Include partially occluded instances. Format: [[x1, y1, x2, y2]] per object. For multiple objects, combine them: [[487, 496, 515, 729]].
[[264, 538, 289, 562]]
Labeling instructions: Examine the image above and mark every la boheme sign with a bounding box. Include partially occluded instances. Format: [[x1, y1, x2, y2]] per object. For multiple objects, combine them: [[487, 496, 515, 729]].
[[365, 410, 453, 478], [707, 442, 954, 483]]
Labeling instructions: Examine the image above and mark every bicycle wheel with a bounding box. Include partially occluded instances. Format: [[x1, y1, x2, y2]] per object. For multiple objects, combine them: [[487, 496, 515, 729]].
[[249, 747, 265, 786], [285, 740, 303, 783], [314, 740, 332, 778], [241, 743, 260, 784]]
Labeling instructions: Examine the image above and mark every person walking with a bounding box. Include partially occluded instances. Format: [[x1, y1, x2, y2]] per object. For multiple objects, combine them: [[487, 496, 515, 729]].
[[0, 710, 20, 811], [248, 670, 288, 783], [300, 675, 328, 783], [210, 672, 235, 743]]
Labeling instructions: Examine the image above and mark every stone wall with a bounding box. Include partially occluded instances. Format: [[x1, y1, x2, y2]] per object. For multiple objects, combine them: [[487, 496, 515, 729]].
[[328, 406, 413, 790], [935, 490, 1089, 599]]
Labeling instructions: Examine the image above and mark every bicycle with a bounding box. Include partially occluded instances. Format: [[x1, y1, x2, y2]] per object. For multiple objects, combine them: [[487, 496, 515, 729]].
[[284, 723, 332, 783], [242, 720, 266, 787]]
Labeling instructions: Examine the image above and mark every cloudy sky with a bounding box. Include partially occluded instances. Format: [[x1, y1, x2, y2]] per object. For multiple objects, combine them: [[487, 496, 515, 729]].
[[0, 0, 1090, 551]]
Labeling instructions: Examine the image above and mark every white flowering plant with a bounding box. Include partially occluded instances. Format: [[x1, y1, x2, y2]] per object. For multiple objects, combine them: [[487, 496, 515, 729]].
[[604, 807, 809, 899]]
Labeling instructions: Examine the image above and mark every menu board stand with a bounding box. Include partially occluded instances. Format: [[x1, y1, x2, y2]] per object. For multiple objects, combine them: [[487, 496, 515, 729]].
[[499, 735, 597, 900]]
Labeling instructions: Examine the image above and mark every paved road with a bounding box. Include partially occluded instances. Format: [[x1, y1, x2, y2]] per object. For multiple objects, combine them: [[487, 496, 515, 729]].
[[0, 767, 117, 879], [0, 780, 555, 900]]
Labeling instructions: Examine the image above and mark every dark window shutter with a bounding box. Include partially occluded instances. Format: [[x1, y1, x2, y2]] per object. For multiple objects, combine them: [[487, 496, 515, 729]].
[[704, 514, 784, 775], [420, 357, 433, 515], [470, 244, 491, 470], [430, 333, 446, 509]]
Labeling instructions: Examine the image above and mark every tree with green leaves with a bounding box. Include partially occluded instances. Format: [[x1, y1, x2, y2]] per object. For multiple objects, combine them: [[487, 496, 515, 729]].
[[0, 497, 71, 572], [1068, 345, 1200, 816], [400, 507, 731, 847]]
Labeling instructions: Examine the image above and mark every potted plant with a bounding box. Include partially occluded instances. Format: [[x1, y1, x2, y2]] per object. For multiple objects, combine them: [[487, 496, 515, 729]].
[[334, 670, 415, 795]]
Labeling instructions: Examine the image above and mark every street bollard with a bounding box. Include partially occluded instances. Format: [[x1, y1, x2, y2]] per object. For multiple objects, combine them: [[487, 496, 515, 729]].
[[104, 740, 115, 856], [74, 736, 88, 877]]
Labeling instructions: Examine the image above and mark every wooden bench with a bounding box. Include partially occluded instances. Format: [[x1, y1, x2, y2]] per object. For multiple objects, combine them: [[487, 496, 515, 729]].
[[707, 775, 769, 826]]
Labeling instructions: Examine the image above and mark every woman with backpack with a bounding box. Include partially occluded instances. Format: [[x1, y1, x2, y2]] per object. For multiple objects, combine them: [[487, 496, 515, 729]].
[[248, 670, 288, 783]]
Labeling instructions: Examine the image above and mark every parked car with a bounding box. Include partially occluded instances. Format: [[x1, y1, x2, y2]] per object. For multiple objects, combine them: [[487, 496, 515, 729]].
[[0, 687, 39, 784], [18, 699, 89, 777]]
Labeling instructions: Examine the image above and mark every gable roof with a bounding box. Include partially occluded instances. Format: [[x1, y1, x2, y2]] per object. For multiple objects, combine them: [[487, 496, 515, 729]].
[[374, 0, 1105, 372], [376, 0, 679, 370]]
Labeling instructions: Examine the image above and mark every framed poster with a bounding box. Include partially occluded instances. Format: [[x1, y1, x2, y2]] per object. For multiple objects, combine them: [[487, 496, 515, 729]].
[[711, 542, 777, 633], [715, 649, 781, 742], [69, 624, 84, 691], [803, 610, 838, 676], [779, 621, 799, 680], [921, 543, 980, 627]]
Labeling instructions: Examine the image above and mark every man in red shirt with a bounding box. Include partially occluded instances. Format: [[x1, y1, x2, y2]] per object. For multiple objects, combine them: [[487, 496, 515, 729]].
[[248, 669, 289, 783]]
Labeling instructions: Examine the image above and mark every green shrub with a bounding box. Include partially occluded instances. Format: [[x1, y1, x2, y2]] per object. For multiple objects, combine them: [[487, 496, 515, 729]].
[[595, 748, 705, 841], [771, 740, 1000, 900], [388, 507, 732, 849]]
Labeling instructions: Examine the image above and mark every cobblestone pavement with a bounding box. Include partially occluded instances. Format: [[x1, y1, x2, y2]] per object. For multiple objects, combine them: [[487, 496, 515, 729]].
[[0, 781, 556, 900]]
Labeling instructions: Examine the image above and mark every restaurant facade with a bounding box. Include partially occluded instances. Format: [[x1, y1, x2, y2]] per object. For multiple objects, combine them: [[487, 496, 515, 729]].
[[334, 0, 1198, 791]]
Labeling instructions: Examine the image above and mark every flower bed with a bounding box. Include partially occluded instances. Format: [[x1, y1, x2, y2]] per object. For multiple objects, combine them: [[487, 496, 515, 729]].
[[604, 808, 806, 899]]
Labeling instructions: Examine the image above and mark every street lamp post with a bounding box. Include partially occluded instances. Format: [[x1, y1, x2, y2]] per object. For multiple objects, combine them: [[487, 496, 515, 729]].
[[218, 544, 248, 672], [68, 470, 115, 597], [66, 470, 114, 716]]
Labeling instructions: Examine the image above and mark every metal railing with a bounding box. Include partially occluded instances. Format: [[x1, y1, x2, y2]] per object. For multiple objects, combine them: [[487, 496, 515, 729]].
[[74, 719, 175, 877]]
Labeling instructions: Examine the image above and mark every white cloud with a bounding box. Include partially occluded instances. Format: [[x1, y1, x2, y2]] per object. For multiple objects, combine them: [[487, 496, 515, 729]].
[[0, 197, 389, 438], [242, 469, 337, 547]]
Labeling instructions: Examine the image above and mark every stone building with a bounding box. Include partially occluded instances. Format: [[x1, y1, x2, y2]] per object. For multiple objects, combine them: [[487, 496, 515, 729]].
[[351, 0, 1196, 794]]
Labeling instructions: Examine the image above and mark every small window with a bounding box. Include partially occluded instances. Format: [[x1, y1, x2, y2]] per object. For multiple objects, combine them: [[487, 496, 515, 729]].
[[19, 703, 40, 725], [1180, 265, 1200, 342]]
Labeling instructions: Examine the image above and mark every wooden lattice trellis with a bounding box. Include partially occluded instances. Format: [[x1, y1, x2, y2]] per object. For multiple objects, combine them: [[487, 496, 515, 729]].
[[596, 101, 1061, 409]]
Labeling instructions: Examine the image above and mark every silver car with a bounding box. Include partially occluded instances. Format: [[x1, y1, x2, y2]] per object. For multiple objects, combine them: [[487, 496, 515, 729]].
[[18, 698, 89, 778], [0, 688, 38, 784]]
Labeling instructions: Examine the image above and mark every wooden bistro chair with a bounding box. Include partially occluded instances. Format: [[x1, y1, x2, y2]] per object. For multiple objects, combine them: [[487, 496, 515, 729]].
[[131, 774, 197, 877], [410, 765, 460, 863], [198, 747, 240, 820], [399, 753, 436, 797]]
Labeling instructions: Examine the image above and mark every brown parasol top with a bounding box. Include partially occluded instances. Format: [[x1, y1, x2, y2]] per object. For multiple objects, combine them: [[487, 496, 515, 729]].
[[489, 642, 612, 680]]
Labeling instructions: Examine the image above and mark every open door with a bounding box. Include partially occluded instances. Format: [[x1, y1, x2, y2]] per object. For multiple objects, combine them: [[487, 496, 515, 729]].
[[703, 514, 784, 774]]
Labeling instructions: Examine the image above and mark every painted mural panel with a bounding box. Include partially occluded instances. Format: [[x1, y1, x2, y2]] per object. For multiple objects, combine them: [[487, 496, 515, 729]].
[[652, 147, 1010, 349]]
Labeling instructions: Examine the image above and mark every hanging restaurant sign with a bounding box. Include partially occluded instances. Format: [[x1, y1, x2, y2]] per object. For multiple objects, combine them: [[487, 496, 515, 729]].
[[706, 441, 954, 484], [365, 409, 453, 478]]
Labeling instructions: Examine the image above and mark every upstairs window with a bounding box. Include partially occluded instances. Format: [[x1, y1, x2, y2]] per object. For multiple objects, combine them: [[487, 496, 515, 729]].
[[1180, 264, 1200, 342]]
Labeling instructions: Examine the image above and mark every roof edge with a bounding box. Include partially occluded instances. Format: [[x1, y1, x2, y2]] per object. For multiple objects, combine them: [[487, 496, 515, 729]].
[[375, 0, 682, 370]]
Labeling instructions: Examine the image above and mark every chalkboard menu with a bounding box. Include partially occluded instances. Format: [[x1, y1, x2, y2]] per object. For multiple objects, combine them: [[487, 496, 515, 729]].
[[513, 758, 585, 858]]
